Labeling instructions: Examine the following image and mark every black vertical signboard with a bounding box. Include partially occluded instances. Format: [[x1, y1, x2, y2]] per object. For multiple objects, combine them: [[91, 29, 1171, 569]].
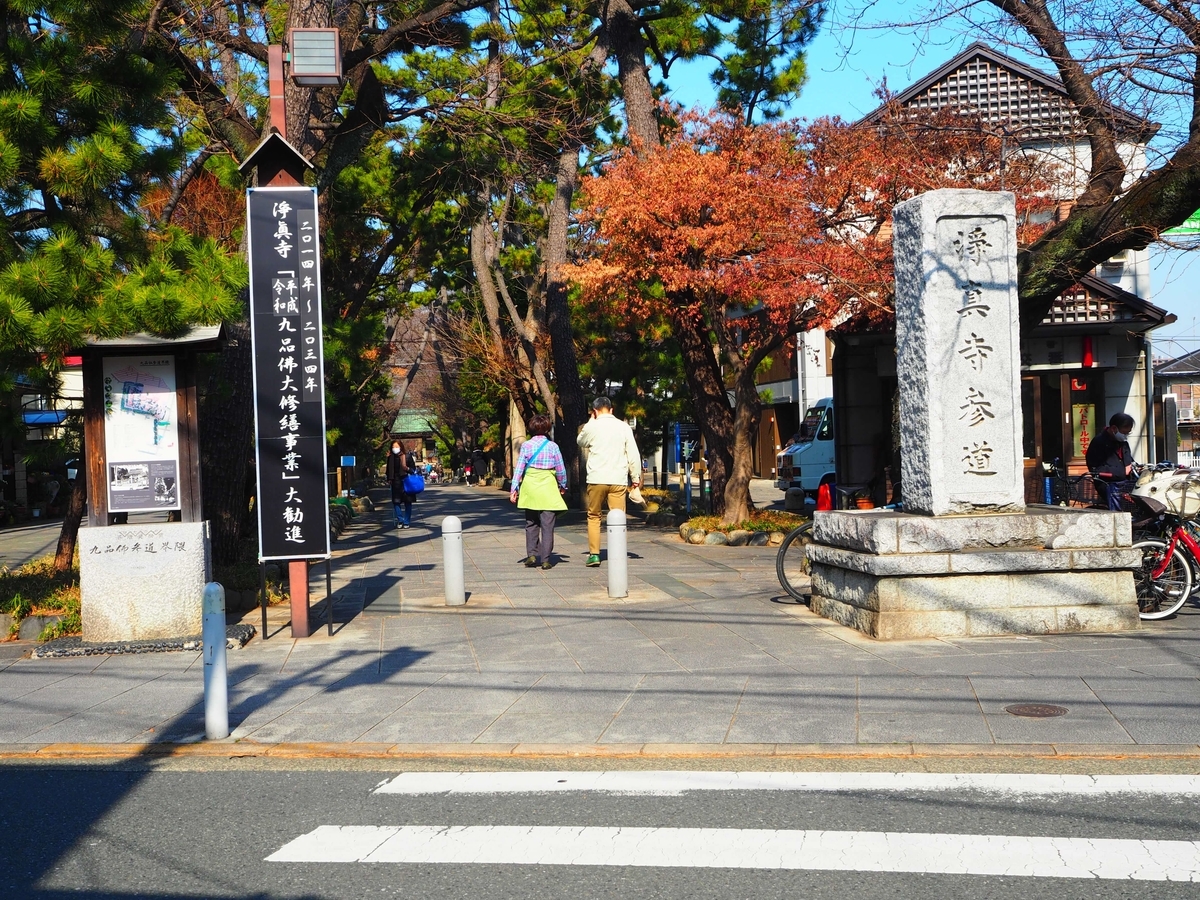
[[247, 186, 331, 561]]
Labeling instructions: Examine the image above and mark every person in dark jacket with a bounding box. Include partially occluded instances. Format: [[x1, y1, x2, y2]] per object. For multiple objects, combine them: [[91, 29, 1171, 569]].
[[470, 448, 488, 485], [1085, 413, 1135, 510], [385, 440, 415, 528]]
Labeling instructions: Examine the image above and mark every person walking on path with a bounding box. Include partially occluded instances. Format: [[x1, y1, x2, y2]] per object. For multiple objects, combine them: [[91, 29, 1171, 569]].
[[385, 440, 417, 528], [509, 414, 568, 570], [470, 447, 488, 486], [576, 396, 641, 567]]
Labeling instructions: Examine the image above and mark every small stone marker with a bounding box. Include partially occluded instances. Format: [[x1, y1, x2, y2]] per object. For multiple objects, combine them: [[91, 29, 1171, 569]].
[[893, 189, 1024, 516], [79, 521, 211, 642]]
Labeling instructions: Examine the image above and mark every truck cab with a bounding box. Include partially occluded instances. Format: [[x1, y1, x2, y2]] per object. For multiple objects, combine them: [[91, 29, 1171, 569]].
[[774, 398, 836, 498]]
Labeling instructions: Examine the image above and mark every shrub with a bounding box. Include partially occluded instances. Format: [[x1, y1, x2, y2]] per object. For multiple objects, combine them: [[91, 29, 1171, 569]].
[[0, 554, 81, 640], [684, 510, 807, 534]]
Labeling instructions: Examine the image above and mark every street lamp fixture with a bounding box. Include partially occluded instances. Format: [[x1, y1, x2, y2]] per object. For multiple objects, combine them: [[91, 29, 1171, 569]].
[[288, 28, 342, 86]]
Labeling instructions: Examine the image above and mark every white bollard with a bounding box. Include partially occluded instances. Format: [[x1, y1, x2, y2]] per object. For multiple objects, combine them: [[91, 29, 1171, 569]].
[[607, 508, 628, 598], [443, 515, 466, 606], [202, 582, 229, 740]]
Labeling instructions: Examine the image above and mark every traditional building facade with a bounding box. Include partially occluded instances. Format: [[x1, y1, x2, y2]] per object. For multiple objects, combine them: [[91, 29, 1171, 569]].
[[806, 43, 1175, 505]]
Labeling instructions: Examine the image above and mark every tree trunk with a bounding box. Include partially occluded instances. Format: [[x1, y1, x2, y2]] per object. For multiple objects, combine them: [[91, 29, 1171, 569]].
[[672, 312, 735, 516], [602, 0, 659, 156], [544, 147, 588, 505], [199, 320, 255, 565], [722, 367, 763, 524], [53, 446, 86, 572]]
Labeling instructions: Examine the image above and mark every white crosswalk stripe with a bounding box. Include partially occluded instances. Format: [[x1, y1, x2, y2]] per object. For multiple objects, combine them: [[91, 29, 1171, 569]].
[[267, 825, 1200, 880], [267, 771, 1200, 881], [373, 770, 1200, 797]]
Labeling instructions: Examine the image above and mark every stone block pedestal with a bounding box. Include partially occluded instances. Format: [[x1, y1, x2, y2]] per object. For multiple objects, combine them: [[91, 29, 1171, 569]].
[[79, 521, 211, 642], [806, 507, 1141, 640]]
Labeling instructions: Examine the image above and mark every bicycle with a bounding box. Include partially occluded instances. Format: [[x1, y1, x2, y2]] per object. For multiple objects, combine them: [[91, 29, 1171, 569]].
[[1129, 467, 1200, 617], [1132, 533, 1193, 619], [1044, 458, 1111, 508], [776, 520, 814, 602], [776, 499, 902, 601]]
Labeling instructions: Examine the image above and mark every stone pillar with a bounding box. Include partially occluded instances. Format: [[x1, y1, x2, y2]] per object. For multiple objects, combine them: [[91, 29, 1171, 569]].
[[805, 189, 1140, 639], [893, 189, 1024, 516]]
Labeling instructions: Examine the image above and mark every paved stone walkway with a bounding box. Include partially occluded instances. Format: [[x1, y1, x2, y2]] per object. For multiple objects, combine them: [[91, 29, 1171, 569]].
[[2, 481, 1200, 752]]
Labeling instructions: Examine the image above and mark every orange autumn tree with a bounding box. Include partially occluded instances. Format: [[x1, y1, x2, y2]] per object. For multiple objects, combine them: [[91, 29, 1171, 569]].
[[570, 108, 1053, 523]]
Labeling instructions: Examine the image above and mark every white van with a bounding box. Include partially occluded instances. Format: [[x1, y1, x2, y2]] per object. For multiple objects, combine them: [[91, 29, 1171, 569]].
[[774, 398, 836, 499]]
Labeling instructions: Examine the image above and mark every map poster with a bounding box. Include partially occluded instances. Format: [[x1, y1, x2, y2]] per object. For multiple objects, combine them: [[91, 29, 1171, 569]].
[[102, 356, 181, 513]]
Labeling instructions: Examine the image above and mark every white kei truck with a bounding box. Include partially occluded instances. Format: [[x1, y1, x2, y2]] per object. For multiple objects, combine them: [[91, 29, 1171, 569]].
[[773, 397, 836, 501]]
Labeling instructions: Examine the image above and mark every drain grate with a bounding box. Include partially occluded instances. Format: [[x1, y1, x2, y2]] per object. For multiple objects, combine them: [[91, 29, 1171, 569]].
[[1005, 703, 1068, 718]]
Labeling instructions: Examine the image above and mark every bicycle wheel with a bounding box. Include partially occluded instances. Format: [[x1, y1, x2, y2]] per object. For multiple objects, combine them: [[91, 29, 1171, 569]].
[[1132, 539, 1192, 620], [776, 521, 814, 602]]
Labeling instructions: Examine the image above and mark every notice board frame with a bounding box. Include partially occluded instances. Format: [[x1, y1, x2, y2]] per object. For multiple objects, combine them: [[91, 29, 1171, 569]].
[[247, 185, 332, 562]]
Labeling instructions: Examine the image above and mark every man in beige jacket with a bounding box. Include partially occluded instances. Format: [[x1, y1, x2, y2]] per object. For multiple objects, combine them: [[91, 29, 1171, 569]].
[[576, 396, 642, 567]]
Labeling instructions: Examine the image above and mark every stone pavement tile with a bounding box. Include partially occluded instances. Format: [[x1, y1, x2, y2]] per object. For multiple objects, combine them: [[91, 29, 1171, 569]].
[[239, 680, 437, 742], [753, 647, 911, 678], [277, 648, 386, 682], [377, 645, 477, 674], [887, 652, 1036, 677], [725, 712, 857, 744], [848, 637, 980, 659], [540, 607, 658, 635], [734, 674, 858, 716], [501, 587, 571, 608], [652, 636, 793, 673], [1132, 636, 1200, 663], [226, 671, 355, 739], [495, 673, 642, 715], [1078, 676, 1200, 744], [968, 675, 1134, 744], [389, 672, 539, 716], [0, 701, 84, 741], [857, 675, 994, 743], [358, 712, 499, 743], [973, 650, 1138, 677], [939, 635, 1059, 655], [16, 676, 203, 744], [473, 655, 581, 675], [478, 712, 612, 743], [599, 674, 745, 743], [238, 709, 403, 744], [556, 638, 686, 674], [0, 657, 107, 701], [1071, 648, 1200, 676], [7, 664, 152, 711]]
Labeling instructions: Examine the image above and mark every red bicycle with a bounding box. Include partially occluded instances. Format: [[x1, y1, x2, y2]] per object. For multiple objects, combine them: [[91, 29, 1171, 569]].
[[1133, 526, 1194, 620]]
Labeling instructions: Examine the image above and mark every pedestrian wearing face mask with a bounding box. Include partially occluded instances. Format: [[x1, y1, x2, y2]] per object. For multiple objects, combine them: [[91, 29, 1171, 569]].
[[1086, 412, 1136, 511], [385, 440, 413, 528]]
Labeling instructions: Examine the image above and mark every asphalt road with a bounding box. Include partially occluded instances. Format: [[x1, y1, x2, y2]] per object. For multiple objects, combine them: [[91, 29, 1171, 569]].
[[4, 761, 1200, 899]]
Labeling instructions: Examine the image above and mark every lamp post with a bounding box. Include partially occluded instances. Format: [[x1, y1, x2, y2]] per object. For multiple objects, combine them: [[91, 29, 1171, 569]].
[[242, 29, 342, 640]]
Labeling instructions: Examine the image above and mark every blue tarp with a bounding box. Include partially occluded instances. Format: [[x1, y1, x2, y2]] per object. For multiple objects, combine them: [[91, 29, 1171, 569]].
[[22, 410, 69, 426]]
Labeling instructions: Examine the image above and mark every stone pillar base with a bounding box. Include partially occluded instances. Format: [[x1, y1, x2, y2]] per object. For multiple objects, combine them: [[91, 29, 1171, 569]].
[[80, 522, 211, 642], [807, 507, 1141, 640]]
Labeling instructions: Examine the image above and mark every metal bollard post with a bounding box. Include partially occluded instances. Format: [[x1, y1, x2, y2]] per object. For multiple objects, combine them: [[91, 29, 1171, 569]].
[[202, 582, 229, 740], [607, 508, 628, 598], [442, 515, 466, 606]]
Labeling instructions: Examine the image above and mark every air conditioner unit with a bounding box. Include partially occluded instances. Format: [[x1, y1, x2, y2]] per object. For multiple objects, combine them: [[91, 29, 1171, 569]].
[[1101, 249, 1128, 269]]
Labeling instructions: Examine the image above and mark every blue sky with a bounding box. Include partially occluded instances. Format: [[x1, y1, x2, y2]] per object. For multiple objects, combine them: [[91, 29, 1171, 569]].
[[661, 9, 1200, 356]]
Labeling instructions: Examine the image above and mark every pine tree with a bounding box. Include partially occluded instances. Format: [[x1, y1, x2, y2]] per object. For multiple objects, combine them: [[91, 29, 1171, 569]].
[[0, 1, 243, 569]]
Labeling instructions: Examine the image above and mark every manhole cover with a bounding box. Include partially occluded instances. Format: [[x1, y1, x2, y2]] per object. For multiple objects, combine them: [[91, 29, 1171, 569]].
[[1005, 703, 1068, 718]]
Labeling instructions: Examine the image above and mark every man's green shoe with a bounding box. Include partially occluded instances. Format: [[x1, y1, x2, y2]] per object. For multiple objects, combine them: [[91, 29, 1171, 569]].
[[586, 554, 601, 567]]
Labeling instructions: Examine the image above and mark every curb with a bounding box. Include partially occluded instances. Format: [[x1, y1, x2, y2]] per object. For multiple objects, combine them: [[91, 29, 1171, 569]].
[[3, 742, 1200, 761]]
